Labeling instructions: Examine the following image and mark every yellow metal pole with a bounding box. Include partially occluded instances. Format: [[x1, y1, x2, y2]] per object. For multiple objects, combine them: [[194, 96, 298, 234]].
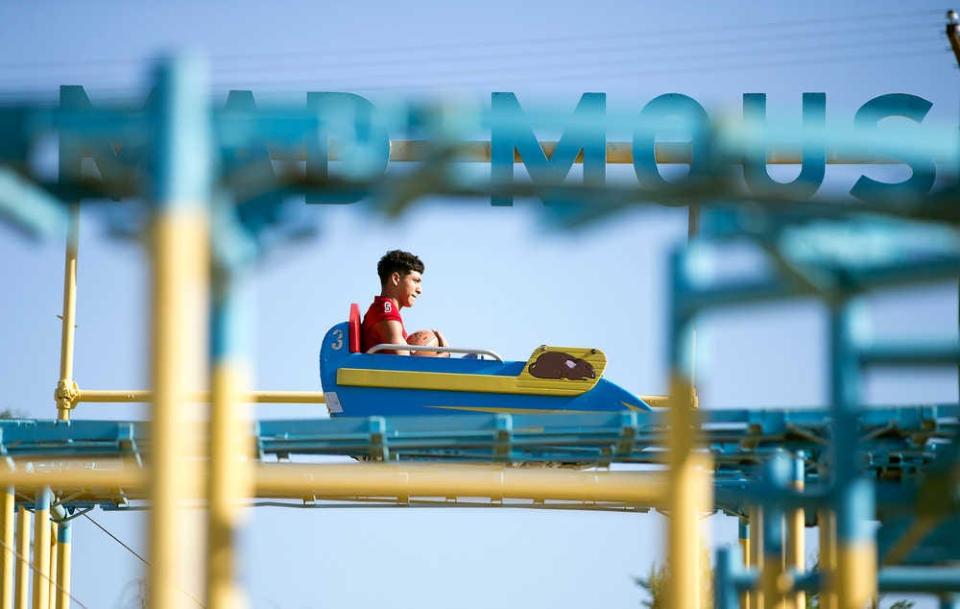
[[148, 185, 208, 609], [206, 367, 251, 609], [786, 456, 805, 609], [76, 389, 325, 404], [251, 391, 324, 404], [835, 543, 874, 609], [664, 374, 710, 609], [740, 518, 752, 609], [31, 489, 50, 609], [72, 389, 657, 407], [254, 462, 669, 504], [147, 57, 211, 609], [759, 455, 793, 609], [54, 206, 80, 422], [0, 460, 672, 506], [76, 390, 151, 403], [829, 304, 877, 609], [14, 508, 29, 609], [45, 525, 56, 609], [206, 262, 254, 609], [0, 464, 144, 494], [54, 526, 69, 609], [749, 506, 765, 609], [0, 488, 13, 609], [818, 510, 836, 609], [760, 539, 785, 609]]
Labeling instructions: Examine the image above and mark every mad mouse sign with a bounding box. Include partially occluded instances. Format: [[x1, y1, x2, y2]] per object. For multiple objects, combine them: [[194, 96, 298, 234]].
[[60, 88, 941, 207]]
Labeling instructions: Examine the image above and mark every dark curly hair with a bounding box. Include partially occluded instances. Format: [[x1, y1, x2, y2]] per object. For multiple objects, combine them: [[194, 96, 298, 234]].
[[377, 250, 425, 284]]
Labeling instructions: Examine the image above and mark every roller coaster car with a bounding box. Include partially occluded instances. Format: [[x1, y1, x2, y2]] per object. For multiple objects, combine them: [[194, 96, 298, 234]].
[[319, 304, 653, 416]]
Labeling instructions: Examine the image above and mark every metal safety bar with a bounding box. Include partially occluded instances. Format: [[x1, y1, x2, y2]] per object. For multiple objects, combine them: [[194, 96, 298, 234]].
[[366, 343, 504, 361]]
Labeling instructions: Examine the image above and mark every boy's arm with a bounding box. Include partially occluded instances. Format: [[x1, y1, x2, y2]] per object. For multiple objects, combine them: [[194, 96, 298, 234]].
[[373, 320, 410, 355]]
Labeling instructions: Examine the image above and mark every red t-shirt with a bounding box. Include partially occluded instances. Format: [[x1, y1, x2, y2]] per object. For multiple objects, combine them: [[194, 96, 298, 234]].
[[361, 296, 407, 352]]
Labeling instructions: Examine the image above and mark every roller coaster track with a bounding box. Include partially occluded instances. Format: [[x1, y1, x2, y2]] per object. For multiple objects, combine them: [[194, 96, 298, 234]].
[[2, 406, 955, 501]]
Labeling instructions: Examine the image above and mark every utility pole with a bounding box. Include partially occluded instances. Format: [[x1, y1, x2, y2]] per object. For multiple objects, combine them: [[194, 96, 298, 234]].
[[946, 10, 960, 63]]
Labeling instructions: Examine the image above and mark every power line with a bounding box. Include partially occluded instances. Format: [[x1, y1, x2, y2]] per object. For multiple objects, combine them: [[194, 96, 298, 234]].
[[144, 27, 947, 82], [0, 35, 946, 98], [0, 18, 941, 79], [0, 7, 942, 73], [193, 7, 942, 63], [81, 513, 148, 566], [0, 536, 90, 609], [207, 35, 945, 86], [0, 44, 947, 103], [197, 46, 951, 94], [81, 513, 207, 609], [0, 12, 949, 101], [0, 24, 937, 84]]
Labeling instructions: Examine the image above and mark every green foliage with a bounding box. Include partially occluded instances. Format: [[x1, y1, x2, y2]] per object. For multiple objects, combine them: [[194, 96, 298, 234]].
[[634, 566, 666, 609], [635, 547, 713, 609]]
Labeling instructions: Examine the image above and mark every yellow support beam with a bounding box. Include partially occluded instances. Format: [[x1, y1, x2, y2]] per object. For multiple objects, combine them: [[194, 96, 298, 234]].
[[14, 508, 29, 609], [254, 463, 669, 504], [148, 214, 208, 609], [818, 510, 836, 609], [31, 489, 50, 609], [0, 464, 144, 494], [0, 488, 13, 609], [740, 519, 752, 609], [147, 57, 212, 609], [76, 389, 325, 405], [760, 558, 786, 609], [249, 391, 324, 404], [835, 542, 875, 609], [664, 374, 711, 609], [760, 517, 786, 609], [0, 462, 680, 514], [45, 525, 56, 609], [54, 206, 80, 422], [0, 461, 671, 505], [54, 526, 69, 609], [206, 361, 253, 609], [749, 506, 765, 609], [786, 461, 805, 609]]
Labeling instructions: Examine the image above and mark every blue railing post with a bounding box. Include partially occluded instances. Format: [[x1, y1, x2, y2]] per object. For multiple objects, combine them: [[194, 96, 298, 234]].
[[829, 299, 876, 609]]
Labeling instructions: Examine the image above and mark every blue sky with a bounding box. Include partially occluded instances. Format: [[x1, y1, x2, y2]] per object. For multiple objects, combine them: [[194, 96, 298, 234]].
[[1, 1, 958, 608]]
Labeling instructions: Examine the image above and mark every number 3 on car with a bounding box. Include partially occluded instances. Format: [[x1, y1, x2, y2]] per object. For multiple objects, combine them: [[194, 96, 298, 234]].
[[330, 328, 344, 351]]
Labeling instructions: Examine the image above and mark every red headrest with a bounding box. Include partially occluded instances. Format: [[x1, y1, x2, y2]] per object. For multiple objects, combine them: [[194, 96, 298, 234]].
[[348, 303, 361, 353]]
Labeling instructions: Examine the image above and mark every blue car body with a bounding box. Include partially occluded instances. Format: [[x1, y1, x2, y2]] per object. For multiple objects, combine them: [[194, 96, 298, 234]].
[[319, 315, 653, 417]]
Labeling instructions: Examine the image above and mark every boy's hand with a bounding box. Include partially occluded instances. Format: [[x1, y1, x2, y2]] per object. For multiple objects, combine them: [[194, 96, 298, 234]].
[[433, 330, 451, 357]]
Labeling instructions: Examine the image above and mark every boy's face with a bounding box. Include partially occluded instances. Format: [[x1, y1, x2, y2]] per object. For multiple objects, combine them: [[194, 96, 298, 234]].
[[392, 270, 422, 308]]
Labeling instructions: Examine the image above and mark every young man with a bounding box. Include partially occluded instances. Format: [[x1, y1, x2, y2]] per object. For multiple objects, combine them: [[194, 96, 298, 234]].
[[361, 250, 446, 355]]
